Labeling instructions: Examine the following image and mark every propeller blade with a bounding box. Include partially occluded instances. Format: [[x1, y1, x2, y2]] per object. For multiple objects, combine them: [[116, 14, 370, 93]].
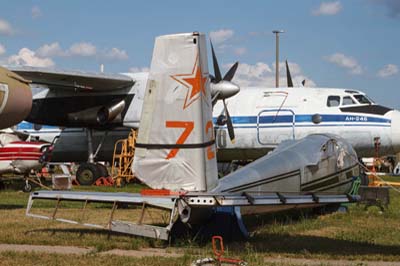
[[210, 41, 222, 82], [302, 79, 306, 86], [211, 90, 220, 106], [223, 62, 239, 81], [223, 99, 235, 143], [285, 60, 293, 87]]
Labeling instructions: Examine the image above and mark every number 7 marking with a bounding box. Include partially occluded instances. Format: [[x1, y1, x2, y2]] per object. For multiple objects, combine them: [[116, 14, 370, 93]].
[[165, 121, 194, 159]]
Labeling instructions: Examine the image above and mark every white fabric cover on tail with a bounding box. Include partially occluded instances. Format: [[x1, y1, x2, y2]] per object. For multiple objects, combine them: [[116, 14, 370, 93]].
[[133, 32, 218, 192]]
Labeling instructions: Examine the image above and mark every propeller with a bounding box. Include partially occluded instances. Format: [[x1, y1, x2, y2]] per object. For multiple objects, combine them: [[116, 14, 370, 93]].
[[285, 60, 293, 88], [210, 40, 239, 143], [222, 99, 235, 143]]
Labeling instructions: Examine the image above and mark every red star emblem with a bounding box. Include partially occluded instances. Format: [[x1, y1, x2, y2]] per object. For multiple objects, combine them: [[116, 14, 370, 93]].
[[171, 54, 208, 109]]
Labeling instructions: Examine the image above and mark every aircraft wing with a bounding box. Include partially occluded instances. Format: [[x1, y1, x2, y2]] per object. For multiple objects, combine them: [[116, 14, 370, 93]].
[[10, 66, 135, 91], [26, 190, 358, 240]]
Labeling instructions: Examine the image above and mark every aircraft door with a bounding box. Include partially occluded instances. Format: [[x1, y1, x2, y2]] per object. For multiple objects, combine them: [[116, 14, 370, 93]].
[[257, 109, 296, 146]]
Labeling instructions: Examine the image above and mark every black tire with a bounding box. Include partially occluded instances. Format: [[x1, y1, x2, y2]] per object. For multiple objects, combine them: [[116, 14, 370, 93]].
[[76, 163, 101, 185], [96, 163, 109, 178], [22, 182, 32, 193]]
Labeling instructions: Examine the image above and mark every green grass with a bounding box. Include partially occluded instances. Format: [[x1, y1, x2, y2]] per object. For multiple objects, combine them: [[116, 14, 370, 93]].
[[0, 251, 196, 266], [1, 183, 400, 264], [236, 189, 400, 261], [382, 175, 400, 183]]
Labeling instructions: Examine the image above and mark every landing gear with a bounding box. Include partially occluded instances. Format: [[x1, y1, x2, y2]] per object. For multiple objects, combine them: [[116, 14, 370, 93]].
[[76, 163, 101, 185], [22, 179, 32, 192], [76, 128, 110, 186], [76, 163, 109, 185], [96, 163, 109, 178]]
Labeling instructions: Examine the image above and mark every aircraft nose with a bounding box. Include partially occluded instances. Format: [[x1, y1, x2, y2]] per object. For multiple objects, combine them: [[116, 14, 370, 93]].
[[391, 109, 400, 153], [0, 67, 32, 129]]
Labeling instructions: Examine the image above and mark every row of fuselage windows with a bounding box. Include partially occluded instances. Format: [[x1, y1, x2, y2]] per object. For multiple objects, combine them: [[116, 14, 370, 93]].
[[327, 94, 372, 107]]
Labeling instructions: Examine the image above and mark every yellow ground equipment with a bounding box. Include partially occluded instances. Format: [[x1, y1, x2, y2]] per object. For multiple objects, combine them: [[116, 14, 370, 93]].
[[368, 137, 400, 188], [111, 129, 137, 186]]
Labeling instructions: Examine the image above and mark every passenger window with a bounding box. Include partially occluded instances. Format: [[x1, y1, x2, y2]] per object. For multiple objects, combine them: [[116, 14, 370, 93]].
[[342, 96, 355, 106], [327, 96, 340, 107]]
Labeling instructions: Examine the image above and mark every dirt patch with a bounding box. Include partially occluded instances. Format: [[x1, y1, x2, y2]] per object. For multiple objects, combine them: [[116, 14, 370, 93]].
[[2, 243, 400, 266], [100, 247, 182, 258], [0, 244, 95, 255], [0, 244, 183, 258]]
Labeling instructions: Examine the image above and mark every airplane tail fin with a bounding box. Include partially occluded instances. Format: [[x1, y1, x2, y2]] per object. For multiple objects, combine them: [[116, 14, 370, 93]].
[[133, 32, 218, 192]]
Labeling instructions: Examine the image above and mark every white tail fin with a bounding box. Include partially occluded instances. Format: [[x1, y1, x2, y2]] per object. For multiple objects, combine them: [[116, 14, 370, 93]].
[[133, 32, 218, 192]]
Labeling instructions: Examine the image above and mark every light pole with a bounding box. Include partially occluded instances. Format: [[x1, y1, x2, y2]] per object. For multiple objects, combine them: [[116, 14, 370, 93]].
[[272, 30, 284, 88]]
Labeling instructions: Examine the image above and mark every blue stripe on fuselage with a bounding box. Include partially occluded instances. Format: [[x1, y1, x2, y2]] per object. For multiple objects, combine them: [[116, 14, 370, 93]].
[[212, 114, 391, 125]]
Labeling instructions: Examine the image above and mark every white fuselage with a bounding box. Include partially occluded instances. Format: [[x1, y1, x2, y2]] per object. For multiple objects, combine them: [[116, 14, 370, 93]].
[[212, 87, 400, 161], [28, 72, 400, 163]]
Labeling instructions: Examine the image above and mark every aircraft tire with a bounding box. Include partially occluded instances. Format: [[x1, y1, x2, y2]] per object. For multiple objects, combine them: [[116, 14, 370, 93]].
[[76, 163, 101, 185], [96, 163, 109, 178], [22, 182, 32, 193]]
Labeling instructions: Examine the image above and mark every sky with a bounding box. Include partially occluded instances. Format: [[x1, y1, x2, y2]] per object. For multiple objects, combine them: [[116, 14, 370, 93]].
[[0, 1, 400, 108]]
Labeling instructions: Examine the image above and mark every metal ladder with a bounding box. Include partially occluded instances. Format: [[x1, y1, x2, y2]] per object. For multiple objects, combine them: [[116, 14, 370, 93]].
[[111, 129, 137, 186]]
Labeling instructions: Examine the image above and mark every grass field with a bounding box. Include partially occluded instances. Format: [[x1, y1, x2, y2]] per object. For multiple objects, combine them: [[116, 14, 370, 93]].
[[1, 181, 400, 265]]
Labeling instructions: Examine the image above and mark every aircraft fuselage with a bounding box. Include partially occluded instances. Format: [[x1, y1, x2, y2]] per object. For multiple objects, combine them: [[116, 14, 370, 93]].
[[26, 74, 400, 163]]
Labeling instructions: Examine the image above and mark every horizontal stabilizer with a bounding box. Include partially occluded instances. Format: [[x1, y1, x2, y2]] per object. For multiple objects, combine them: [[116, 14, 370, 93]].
[[26, 190, 359, 240]]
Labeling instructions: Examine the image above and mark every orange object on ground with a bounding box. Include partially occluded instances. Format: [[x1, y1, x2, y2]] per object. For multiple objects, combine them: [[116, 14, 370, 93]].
[[94, 176, 114, 186], [212, 236, 246, 265]]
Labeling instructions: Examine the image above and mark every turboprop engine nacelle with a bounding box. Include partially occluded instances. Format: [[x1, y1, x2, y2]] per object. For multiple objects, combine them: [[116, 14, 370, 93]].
[[67, 100, 125, 126]]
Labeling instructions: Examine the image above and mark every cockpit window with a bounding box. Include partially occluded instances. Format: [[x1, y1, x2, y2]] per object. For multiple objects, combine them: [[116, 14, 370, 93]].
[[342, 96, 356, 106], [327, 96, 340, 107], [354, 94, 372, 104]]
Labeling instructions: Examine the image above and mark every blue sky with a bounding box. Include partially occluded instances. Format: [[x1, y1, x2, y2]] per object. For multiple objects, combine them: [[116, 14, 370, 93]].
[[0, 1, 400, 108]]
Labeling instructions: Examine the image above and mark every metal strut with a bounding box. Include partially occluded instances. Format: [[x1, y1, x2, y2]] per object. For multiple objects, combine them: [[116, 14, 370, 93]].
[[86, 128, 94, 163]]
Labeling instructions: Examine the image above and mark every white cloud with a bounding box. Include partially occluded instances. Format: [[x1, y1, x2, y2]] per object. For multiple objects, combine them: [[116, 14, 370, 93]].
[[234, 47, 247, 56], [209, 29, 234, 44], [68, 42, 97, 57], [36, 42, 65, 57], [31, 6, 42, 19], [312, 1, 342, 16], [102, 47, 129, 60], [0, 44, 5, 56], [324, 53, 363, 74], [35, 42, 128, 60], [7, 48, 54, 67], [274, 61, 302, 76], [0, 19, 14, 35], [128, 67, 150, 73], [377, 64, 398, 78], [227, 61, 316, 87]]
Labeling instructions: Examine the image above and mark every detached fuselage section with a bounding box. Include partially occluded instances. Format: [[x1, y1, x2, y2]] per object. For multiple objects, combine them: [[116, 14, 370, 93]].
[[214, 134, 359, 194]]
